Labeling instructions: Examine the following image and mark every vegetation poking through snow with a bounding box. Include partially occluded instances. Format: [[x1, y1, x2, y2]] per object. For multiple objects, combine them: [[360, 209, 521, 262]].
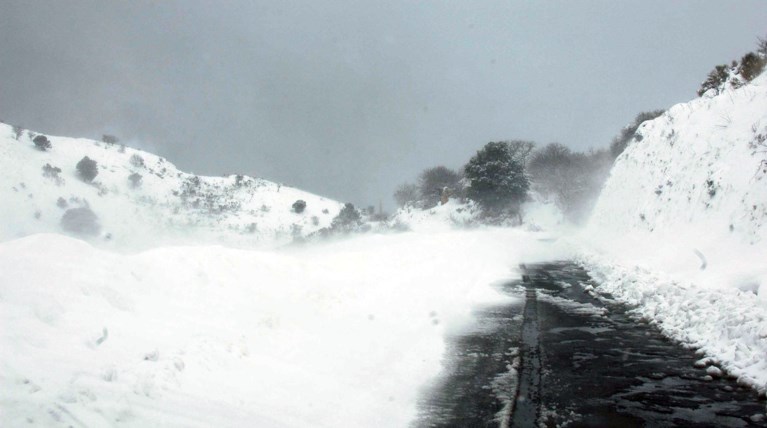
[[76, 156, 99, 182], [60, 207, 101, 236], [32, 135, 51, 151]]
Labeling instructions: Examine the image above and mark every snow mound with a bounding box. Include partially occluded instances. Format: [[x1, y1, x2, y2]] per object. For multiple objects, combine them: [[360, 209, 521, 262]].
[[0, 123, 343, 250], [390, 199, 482, 232], [582, 72, 767, 392]]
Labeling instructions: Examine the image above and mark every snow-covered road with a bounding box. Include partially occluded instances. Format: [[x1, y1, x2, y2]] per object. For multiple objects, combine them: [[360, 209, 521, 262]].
[[417, 262, 765, 427]]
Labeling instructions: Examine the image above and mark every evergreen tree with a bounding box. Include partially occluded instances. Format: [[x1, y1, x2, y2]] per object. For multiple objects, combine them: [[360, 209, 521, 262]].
[[464, 141, 529, 214]]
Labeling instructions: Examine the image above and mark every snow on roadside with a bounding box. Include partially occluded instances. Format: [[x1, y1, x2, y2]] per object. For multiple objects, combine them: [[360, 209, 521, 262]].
[[579, 252, 767, 393], [579, 72, 767, 394], [0, 229, 570, 427]]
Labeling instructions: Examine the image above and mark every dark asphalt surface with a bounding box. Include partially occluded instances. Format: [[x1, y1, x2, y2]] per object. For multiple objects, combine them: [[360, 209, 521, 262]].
[[415, 262, 767, 428]]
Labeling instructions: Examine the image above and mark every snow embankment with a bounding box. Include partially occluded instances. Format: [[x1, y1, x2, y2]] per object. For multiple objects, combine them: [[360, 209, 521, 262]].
[[0, 229, 570, 427], [581, 73, 767, 390], [0, 123, 342, 250]]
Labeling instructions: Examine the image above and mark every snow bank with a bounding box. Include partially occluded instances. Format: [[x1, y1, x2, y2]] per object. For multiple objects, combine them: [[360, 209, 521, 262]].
[[581, 73, 767, 390], [390, 199, 482, 232], [0, 229, 571, 427], [390, 193, 564, 234], [0, 123, 343, 250]]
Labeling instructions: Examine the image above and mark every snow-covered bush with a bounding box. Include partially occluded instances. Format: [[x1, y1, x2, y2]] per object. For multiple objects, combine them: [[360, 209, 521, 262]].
[[32, 135, 51, 151], [41, 164, 63, 185], [128, 172, 142, 188], [739, 52, 766, 82], [130, 154, 145, 168], [60, 207, 101, 236], [330, 203, 363, 232], [292, 199, 306, 213], [76, 156, 98, 182]]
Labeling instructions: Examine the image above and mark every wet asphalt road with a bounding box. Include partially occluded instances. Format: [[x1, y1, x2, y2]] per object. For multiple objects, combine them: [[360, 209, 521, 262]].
[[416, 262, 766, 428]]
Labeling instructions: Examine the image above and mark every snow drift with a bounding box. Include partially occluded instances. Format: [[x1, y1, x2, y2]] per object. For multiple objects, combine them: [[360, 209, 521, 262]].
[[582, 72, 767, 391], [0, 230, 570, 427]]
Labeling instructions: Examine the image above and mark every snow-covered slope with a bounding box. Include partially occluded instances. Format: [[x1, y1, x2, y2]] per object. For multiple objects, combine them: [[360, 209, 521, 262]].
[[590, 74, 767, 246], [582, 72, 767, 391], [0, 123, 342, 249]]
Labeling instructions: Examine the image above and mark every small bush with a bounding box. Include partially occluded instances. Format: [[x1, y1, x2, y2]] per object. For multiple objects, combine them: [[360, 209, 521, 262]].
[[102, 134, 119, 144], [130, 154, 145, 168], [330, 203, 362, 232], [42, 163, 65, 185], [128, 172, 143, 188], [739, 52, 766, 82], [698, 64, 729, 97], [42, 163, 61, 178], [60, 207, 101, 236], [76, 156, 99, 182], [33, 135, 51, 151], [417, 166, 462, 208], [56, 197, 68, 209], [12, 125, 24, 140], [292, 199, 307, 213]]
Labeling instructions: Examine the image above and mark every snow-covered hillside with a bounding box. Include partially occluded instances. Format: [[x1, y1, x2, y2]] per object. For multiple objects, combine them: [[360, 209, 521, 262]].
[[0, 123, 343, 249], [582, 73, 767, 391]]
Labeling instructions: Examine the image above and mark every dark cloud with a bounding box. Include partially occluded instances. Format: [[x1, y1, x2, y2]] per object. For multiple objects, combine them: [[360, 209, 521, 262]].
[[1, 0, 766, 208]]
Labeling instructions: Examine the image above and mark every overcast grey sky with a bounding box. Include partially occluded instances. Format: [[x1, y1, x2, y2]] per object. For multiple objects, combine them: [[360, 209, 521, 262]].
[[1, 1, 765, 209]]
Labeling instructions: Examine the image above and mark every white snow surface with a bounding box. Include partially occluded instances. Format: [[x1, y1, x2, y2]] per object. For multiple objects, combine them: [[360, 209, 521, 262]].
[[581, 73, 767, 391], [390, 193, 564, 234], [0, 229, 571, 427], [0, 123, 343, 250], [390, 199, 482, 232]]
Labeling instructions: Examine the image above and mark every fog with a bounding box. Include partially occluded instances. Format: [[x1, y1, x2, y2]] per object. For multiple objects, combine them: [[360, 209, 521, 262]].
[[1, 0, 765, 208]]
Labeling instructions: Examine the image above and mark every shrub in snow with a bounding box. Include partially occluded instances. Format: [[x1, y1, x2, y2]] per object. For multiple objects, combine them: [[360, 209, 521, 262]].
[[738, 52, 766, 82], [292, 199, 307, 213], [76, 156, 99, 182], [128, 172, 143, 188], [56, 197, 68, 209], [102, 134, 119, 144], [33, 135, 51, 151], [330, 203, 363, 232], [417, 166, 462, 208], [464, 141, 529, 215], [130, 154, 145, 168], [60, 207, 101, 236], [41, 163, 63, 185], [698, 64, 730, 97]]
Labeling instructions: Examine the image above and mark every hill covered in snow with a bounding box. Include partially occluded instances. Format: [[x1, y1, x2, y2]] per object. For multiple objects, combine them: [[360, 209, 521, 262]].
[[0, 123, 343, 249], [581, 72, 767, 391]]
